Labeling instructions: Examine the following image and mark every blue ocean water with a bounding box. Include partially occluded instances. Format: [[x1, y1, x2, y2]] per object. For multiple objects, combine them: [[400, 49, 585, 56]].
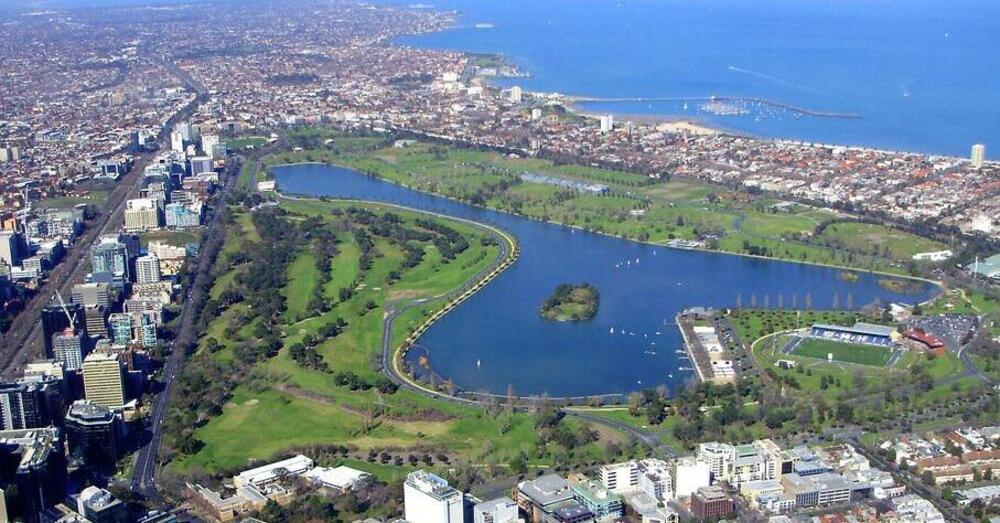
[[390, 0, 1000, 158], [275, 164, 938, 397]]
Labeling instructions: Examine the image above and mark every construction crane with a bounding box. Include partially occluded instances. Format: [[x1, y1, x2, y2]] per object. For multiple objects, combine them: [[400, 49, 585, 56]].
[[54, 290, 78, 333]]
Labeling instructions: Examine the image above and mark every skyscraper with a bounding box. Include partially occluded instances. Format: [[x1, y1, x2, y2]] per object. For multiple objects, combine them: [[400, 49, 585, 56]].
[[971, 143, 986, 168], [65, 400, 120, 473], [509, 86, 522, 104], [82, 352, 125, 409], [404, 470, 465, 523], [52, 329, 84, 371], [0, 231, 25, 270], [90, 237, 129, 282], [600, 114, 614, 133], [107, 313, 133, 346], [170, 130, 184, 153], [0, 381, 59, 430], [135, 255, 161, 284], [41, 303, 85, 358], [123, 198, 162, 233]]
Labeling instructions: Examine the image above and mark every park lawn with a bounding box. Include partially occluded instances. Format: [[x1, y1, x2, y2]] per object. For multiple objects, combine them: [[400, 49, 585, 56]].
[[228, 136, 268, 150], [819, 222, 948, 261], [141, 229, 200, 248], [39, 190, 111, 210], [792, 338, 894, 367], [283, 250, 320, 322]]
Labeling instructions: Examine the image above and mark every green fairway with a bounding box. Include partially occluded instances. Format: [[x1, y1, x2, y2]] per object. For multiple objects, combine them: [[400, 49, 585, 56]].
[[791, 337, 894, 367]]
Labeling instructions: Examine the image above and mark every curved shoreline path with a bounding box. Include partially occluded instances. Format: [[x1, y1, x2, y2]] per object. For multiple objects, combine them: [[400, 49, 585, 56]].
[[272, 163, 940, 398]]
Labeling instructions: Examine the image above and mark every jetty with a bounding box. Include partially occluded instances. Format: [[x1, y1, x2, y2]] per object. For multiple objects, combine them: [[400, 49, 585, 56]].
[[567, 95, 862, 120]]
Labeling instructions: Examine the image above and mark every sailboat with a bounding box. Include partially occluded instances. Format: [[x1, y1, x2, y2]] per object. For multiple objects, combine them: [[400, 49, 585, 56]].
[[610, 327, 614, 334], [476, 359, 482, 369]]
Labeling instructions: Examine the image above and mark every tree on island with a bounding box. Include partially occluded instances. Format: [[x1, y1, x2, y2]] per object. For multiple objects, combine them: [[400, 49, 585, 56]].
[[540, 283, 600, 321]]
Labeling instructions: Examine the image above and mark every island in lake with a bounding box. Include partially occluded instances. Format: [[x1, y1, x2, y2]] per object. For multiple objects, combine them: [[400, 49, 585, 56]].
[[540, 283, 600, 321]]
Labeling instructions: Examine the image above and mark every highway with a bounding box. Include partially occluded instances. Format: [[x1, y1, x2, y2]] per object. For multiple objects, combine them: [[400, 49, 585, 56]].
[[130, 160, 236, 497]]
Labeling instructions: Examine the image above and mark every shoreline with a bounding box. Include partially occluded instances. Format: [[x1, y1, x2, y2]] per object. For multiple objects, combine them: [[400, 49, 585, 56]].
[[406, 13, 989, 162], [267, 161, 945, 303]]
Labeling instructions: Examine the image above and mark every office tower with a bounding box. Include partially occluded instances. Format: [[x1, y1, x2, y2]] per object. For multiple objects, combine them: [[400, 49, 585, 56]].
[[404, 470, 465, 523], [0, 231, 24, 270], [123, 198, 162, 233], [472, 497, 518, 523], [128, 131, 142, 154], [170, 130, 184, 153], [23, 360, 65, 383], [77, 486, 127, 523], [165, 202, 201, 227], [509, 86, 522, 104], [90, 237, 129, 282], [201, 134, 221, 157], [971, 143, 986, 168], [41, 303, 85, 358], [600, 114, 614, 133], [0, 427, 67, 523], [83, 306, 109, 341], [107, 313, 133, 346], [0, 381, 58, 430], [65, 400, 119, 473], [674, 456, 711, 498], [177, 122, 192, 142], [71, 282, 111, 308], [52, 329, 84, 372], [82, 353, 124, 409], [135, 255, 161, 284], [189, 155, 212, 175]]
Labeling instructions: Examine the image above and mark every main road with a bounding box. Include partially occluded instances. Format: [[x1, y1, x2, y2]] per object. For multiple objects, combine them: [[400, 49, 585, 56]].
[[130, 158, 236, 497]]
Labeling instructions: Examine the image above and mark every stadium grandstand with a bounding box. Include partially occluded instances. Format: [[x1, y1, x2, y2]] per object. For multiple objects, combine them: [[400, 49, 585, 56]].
[[808, 322, 896, 347], [903, 329, 945, 349]]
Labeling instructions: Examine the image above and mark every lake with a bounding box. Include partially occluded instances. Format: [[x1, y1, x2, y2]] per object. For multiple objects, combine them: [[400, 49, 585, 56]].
[[387, 0, 1000, 158], [274, 163, 938, 397]]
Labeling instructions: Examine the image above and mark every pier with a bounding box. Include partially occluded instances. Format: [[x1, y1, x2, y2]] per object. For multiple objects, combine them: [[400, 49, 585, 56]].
[[567, 95, 863, 120]]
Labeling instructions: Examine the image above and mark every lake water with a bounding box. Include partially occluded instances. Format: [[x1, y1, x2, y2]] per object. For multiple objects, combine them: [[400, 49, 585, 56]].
[[388, 0, 1000, 158], [274, 163, 937, 397]]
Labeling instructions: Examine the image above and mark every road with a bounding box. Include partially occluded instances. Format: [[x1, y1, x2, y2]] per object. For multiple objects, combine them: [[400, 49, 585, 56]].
[[0, 68, 205, 377], [130, 160, 236, 497]]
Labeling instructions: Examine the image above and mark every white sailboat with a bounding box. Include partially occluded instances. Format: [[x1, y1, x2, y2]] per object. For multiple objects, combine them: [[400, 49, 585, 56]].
[[476, 359, 482, 369]]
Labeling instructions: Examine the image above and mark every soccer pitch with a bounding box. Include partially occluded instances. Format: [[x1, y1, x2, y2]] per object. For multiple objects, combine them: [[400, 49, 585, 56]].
[[792, 337, 894, 367]]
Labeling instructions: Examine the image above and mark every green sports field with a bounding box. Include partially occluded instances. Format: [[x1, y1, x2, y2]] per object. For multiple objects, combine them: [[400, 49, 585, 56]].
[[791, 337, 894, 367]]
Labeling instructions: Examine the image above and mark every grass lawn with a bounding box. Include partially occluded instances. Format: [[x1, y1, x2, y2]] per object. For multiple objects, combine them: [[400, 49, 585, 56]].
[[819, 222, 948, 259], [141, 229, 200, 248], [791, 337, 894, 367], [283, 250, 320, 321]]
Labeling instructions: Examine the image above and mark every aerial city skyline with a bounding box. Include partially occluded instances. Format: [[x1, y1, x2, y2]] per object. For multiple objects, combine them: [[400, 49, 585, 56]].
[[0, 0, 997, 522]]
